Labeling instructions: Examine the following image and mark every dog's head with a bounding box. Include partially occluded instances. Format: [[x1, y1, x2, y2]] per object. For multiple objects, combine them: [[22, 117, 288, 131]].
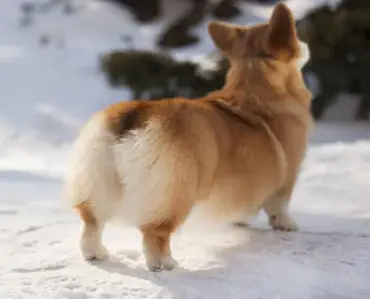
[[208, 3, 310, 71]]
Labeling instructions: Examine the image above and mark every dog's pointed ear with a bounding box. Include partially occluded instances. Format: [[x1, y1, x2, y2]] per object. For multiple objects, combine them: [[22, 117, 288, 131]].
[[208, 21, 237, 54], [267, 3, 299, 58]]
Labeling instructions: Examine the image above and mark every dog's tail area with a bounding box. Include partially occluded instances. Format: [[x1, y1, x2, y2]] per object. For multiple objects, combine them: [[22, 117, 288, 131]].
[[64, 112, 119, 213], [112, 116, 200, 226], [65, 103, 200, 226]]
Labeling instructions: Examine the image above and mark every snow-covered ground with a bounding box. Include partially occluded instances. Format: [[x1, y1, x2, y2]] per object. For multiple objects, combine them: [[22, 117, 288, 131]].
[[1, 0, 370, 298], [2, 125, 370, 299]]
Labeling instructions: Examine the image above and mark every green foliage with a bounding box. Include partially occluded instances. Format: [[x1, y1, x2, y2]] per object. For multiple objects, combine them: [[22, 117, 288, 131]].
[[100, 50, 228, 100], [100, 0, 370, 120], [297, 0, 370, 120]]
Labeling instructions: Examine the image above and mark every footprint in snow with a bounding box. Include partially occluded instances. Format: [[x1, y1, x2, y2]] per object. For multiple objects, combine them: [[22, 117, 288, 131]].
[[17, 225, 43, 235], [116, 249, 141, 261], [11, 262, 66, 273], [22, 240, 38, 247], [0, 210, 18, 215]]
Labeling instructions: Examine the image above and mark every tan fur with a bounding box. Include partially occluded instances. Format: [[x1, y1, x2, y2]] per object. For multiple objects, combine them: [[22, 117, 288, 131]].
[[66, 3, 313, 271], [76, 201, 97, 227]]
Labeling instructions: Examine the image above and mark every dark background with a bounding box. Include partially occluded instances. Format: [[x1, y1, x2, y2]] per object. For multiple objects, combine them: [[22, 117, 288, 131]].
[[98, 0, 370, 121]]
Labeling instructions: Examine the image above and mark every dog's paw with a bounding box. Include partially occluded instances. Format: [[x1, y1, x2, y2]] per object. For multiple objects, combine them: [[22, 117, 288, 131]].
[[147, 262, 163, 272], [144, 254, 179, 272], [81, 240, 109, 261], [144, 253, 163, 272], [161, 256, 179, 271], [269, 214, 298, 232]]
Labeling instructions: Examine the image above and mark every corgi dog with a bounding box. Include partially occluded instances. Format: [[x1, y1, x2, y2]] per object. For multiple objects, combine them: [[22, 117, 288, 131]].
[[65, 3, 313, 272]]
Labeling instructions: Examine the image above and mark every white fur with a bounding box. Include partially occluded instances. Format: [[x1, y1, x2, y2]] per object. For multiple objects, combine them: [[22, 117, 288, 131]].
[[65, 113, 120, 220], [297, 40, 311, 70], [112, 119, 198, 226], [269, 212, 298, 231], [66, 115, 198, 227], [161, 255, 179, 271], [80, 228, 109, 260]]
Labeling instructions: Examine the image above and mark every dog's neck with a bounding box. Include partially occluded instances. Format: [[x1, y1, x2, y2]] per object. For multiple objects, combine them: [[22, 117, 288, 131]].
[[204, 58, 312, 127]]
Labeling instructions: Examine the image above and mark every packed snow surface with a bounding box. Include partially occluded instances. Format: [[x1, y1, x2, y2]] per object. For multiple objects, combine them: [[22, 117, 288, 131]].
[[0, 0, 369, 298]]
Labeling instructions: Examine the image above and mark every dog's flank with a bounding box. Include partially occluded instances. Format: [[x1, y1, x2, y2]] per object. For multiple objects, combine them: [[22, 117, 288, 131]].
[[65, 3, 313, 271]]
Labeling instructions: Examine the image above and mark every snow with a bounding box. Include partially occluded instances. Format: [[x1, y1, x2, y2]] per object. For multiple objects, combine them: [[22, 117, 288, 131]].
[[1, 0, 370, 298], [2, 140, 370, 299]]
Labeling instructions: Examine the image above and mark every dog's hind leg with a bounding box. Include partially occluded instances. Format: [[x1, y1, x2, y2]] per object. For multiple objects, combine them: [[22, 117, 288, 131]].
[[140, 200, 193, 272], [65, 113, 121, 261], [141, 223, 177, 272], [76, 201, 109, 261]]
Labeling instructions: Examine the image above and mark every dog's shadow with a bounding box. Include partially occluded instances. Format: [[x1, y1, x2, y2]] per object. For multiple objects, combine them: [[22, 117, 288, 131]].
[[89, 210, 370, 298], [89, 226, 319, 298]]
